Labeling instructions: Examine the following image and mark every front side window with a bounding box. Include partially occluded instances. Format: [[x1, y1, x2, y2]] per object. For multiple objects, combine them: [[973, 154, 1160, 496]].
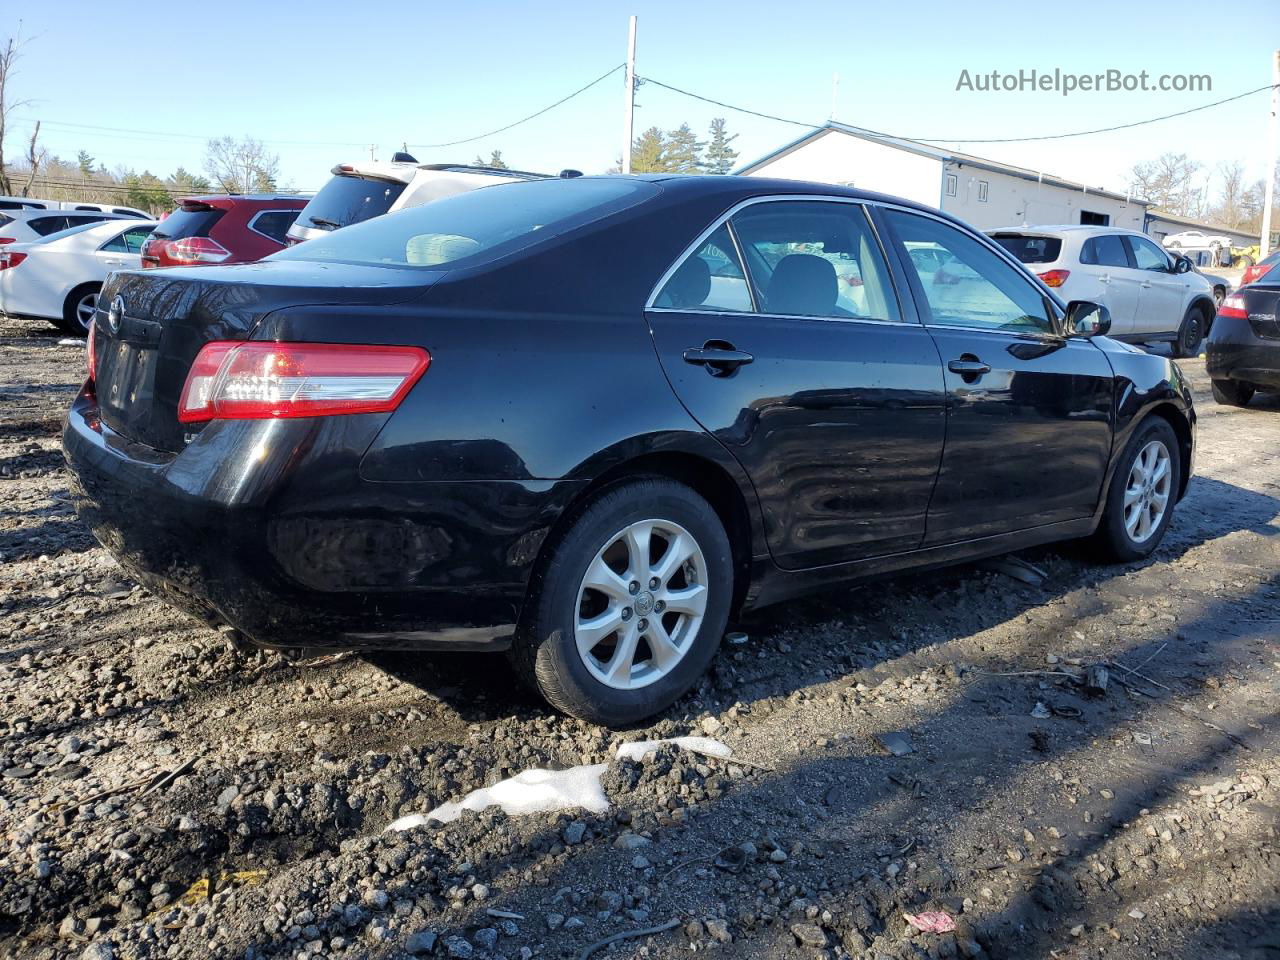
[[250, 210, 301, 244], [1080, 234, 1130, 268], [886, 209, 1053, 335], [730, 201, 900, 321], [653, 224, 752, 312], [275, 178, 659, 270], [1127, 235, 1171, 272]]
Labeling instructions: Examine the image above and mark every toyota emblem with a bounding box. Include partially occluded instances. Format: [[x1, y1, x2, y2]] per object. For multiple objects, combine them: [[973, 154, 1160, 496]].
[[106, 296, 124, 334]]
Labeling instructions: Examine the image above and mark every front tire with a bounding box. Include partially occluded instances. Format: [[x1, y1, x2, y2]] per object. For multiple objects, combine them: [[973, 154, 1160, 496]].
[[511, 478, 733, 727], [1094, 417, 1181, 562], [59, 283, 102, 336], [1211, 379, 1254, 407], [1170, 305, 1206, 358]]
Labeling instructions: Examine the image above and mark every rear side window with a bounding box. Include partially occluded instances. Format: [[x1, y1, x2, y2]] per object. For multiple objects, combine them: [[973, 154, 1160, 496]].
[[300, 175, 406, 230], [1080, 234, 1130, 267], [276, 178, 659, 270], [0, 214, 11, 228], [29, 215, 71, 236], [249, 210, 301, 244], [654, 225, 753, 312], [991, 234, 1062, 264], [65, 215, 109, 229], [154, 206, 224, 239]]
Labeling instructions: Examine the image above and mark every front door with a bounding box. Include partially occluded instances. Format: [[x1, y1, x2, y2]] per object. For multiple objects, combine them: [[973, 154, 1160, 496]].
[[646, 200, 947, 569], [1125, 234, 1187, 336], [881, 208, 1114, 544], [1080, 232, 1141, 336]]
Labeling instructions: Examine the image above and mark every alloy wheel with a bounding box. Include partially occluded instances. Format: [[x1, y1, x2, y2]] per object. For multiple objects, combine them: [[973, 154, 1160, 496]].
[[75, 293, 98, 333], [574, 519, 708, 690], [1123, 440, 1172, 544]]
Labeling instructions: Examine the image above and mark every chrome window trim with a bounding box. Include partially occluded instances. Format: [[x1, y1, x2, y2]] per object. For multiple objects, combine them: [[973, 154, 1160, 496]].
[[646, 306, 921, 329], [644, 193, 910, 325], [247, 209, 300, 245]]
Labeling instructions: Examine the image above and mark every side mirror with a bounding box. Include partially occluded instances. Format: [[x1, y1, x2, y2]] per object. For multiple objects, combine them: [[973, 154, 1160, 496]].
[[1173, 256, 1192, 274], [1066, 300, 1111, 338]]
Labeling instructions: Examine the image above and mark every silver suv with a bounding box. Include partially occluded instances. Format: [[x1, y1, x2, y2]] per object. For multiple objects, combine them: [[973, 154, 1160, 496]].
[[988, 225, 1217, 357]]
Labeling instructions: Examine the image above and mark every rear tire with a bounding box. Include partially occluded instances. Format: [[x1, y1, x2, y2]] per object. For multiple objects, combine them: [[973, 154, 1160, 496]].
[[1094, 417, 1181, 563], [58, 283, 101, 336], [510, 478, 733, 727], [1211, 379, 1254, 407], [1170, 305, 1206, 358]]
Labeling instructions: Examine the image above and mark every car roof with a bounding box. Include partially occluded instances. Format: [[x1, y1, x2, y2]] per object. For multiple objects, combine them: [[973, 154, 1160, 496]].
[[4, 207, 129, 221], [176, 194, 309, 209], [37, 218, 157, 245], [985, 224, 1152, 239], [615, 173, 950, 218]]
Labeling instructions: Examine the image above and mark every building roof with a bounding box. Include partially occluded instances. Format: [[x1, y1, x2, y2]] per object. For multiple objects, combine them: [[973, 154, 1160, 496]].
[[735, 122, 1150, 207], [1140, 209, 1256, 238]]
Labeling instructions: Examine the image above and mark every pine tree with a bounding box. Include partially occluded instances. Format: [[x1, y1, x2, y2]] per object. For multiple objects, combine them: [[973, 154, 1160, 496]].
[[76, 150, 95, 176], [704, 118, 739, 175], [630, 127, 670, 173], [664, 123, 705, 174], [472, 150, 508, 170]]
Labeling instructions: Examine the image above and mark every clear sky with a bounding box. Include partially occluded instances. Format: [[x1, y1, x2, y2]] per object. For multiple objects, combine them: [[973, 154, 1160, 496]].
[[6, 0, 1279, 201]]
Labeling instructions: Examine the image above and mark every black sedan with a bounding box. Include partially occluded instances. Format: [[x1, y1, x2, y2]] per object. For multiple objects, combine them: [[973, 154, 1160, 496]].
[[1206, 283, 1280, 406], [63, 176, 1195, 726]]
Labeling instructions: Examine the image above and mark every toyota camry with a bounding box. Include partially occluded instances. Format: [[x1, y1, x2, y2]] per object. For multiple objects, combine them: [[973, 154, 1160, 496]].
[[63, 175, 1195, 725]]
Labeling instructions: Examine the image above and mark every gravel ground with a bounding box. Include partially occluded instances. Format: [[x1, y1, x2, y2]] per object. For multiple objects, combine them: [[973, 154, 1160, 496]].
[[1, 313, 1277, 960]]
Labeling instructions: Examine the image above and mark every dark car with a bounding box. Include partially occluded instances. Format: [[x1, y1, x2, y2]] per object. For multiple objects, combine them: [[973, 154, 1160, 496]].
[[1206, 285, 1280, 406], [141, 195, 307, 268], [63, 176, 1196, 726]]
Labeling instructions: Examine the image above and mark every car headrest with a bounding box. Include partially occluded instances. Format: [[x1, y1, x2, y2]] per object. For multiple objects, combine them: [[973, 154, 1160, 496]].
[[663, 255, 712, 308], [766, 254, 837, 316]]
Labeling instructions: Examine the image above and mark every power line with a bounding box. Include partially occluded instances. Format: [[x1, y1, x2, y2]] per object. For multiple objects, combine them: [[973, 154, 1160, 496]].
[[408, 63, 624, 149], [638, 76, 1279, 145]]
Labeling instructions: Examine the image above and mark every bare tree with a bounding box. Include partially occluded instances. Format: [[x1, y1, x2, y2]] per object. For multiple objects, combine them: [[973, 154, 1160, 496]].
[[1213, 161, 1248, 229], [1130, 153, 1203, 217], [19, 120, 44, 197], [204, 136, 280, 194], [0, 32, 34, 197]]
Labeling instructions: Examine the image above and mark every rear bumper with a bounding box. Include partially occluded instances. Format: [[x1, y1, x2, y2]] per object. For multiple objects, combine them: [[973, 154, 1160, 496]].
[[1206, 321, 1280, 390], [62, 388, 585, 650]]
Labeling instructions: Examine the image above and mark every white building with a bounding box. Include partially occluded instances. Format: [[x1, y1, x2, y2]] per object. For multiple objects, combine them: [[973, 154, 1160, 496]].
[[736, 122, 1149, 232]]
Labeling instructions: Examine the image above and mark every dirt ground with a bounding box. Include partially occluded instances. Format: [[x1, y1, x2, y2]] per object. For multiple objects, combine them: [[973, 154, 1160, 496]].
[[1, 313, 1277, 960]]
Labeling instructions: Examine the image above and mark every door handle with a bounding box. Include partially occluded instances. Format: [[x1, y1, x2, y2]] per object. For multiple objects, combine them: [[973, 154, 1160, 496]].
[[683, 344, 753, 376], [1141, 281, 1152, 288], [948, 357, 991, 378], [1098, 274, 1110, 283]]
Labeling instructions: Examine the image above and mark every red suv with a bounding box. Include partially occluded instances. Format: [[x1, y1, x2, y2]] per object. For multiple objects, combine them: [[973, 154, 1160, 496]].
[[141, 195, 308, 268]]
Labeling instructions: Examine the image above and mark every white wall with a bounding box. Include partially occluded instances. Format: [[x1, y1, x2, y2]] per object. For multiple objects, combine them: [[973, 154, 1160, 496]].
[[742, 130, 943, 208], [942, 162, 1145, 232]]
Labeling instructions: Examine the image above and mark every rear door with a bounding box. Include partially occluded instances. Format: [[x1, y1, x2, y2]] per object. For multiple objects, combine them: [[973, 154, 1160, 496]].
[[1080, 233, 1140, 335], [880, 208, 1114, 544], [1125, 234, 1186, 336], [645, 198, 946, 569]]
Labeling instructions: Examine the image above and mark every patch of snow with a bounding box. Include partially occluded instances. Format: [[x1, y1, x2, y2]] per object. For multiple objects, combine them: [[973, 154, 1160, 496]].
[[387, 736, 731, 832], [57, 338, 85, 346]]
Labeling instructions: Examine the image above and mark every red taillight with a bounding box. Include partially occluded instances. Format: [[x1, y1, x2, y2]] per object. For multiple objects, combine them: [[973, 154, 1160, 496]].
[[0, 251, 27, 270], [177, 342, 430, 424], [86, 320, 98, 382], [164, 237, 232, 265], [0, 236, 15, 244], [1037, 269, 1070, 288], [1217, 294, 1249, 319]]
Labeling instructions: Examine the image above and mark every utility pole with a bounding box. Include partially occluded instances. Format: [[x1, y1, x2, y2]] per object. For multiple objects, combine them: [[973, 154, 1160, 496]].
[[368, 144, 377, 162], [620, 16, 637, 175], [830, 72, 839, 121], [1261, 49, 1279, 258]]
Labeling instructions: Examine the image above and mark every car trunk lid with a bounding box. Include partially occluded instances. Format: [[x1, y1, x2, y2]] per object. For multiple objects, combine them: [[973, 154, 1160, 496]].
[[92, 261, 438, 453]]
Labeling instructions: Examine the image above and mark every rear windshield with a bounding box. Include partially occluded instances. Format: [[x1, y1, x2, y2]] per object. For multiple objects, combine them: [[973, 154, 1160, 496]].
[[298, 174, 407, 231], [990, 234, 1062, 264], [274, 177, 659, 270], [35, 222, 116, 244], [153, 206, 224, 239]]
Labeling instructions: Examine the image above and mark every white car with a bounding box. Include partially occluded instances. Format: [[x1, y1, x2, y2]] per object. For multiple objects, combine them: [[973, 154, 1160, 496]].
[[0, 196, 149, 218], [286, 156, 550, 244], [988, 226, 1217, 357], [0, 209, 134, 245], [0, 219, 156, 335], [1161, 229, 1232, 251]]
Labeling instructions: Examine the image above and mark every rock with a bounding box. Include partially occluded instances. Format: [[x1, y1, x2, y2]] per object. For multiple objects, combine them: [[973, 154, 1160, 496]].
[[614, 832, 650, 850], [443, 935, 474, 958], [790, 922, 828, 948], [2, 765, 36, 779], [769, 848, 788, 863], [1128, 908, 1146, 920], [1030, 702, 1052, 719], [471, 883, 490, 902], [80, 943, 114, 960], [58, 736, 83, 755], [631, 855, 651, 870], [701, 716, 723, 736], [563, 821, 586, 845], [364, 889, 389, 910], [405, 930, 438, 955], [705, 918, 732, 943], [472, 928, 498, 950], [216, 785, 240, 807], [875, 731, 914, 756], [545, 913, 565, 931]]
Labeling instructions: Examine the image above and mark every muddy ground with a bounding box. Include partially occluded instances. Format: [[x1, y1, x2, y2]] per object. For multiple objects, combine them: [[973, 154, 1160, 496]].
[[1, 313, 1277, 960]]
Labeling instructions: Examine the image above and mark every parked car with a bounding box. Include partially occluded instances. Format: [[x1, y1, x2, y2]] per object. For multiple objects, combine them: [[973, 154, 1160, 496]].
[[1194, 266, 1231, 307], [989, 226, 1217, 356], [141, 195, 307, 268], [1241, 250, 1280, 286], [56, 201, 150, 219], [1162, 229, 1232, 251], [0, 209, 132, 245], [1206, 284, 1280, 407], [65, 176, 1195, 726], [286, 157, 547, 245], [0, 196, 52, 211], [0, 218, 155, 334]]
